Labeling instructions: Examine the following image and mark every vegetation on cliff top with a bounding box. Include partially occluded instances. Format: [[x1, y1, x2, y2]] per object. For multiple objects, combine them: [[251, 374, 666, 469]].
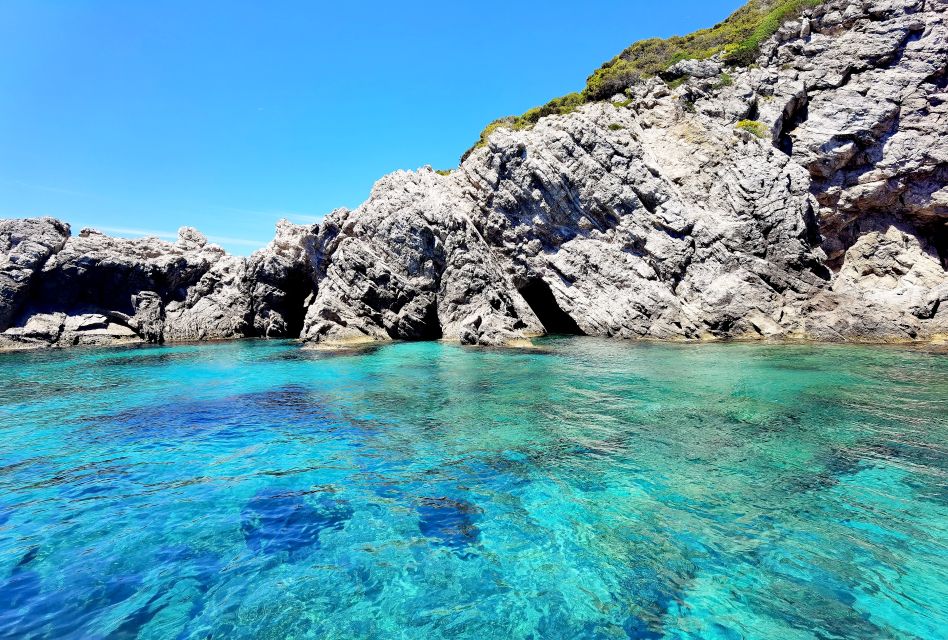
[[461, 0, 824, 162]]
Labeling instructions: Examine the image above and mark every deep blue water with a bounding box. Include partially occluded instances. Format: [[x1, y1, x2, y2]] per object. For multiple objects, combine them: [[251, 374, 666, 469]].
[[0, 338, 946, 639]]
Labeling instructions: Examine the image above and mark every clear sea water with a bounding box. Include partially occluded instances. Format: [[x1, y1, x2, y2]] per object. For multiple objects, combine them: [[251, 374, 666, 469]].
[[0, 338, 946, 639]]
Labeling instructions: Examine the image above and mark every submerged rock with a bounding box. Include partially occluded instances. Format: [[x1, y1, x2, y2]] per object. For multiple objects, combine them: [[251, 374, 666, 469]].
[[240, 489, 352, 555], [416, 496, 482, 551], [1, 0, 946, 350]]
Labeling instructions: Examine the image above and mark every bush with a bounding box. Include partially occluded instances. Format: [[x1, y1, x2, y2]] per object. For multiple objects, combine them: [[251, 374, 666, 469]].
[[728, 0, 824, 64], [460, 93, 583, 161], [460, 118, 516, 163], [584, 0, 824, 100], [584, 60, 643, 102], [434, 169, 452, 176], [462, 0, 825, 162], [736, 119, 769, 138], [608, 123, 625, 131]]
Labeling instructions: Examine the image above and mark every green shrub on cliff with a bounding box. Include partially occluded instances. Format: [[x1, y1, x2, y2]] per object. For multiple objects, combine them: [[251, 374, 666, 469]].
[[462, 0, 824, 162], [715, 72, 734, 88], [584, 0, 823, 100], [460, 93, 584, 162], [736, 119, 769, 138], [515, 92, 584, 129]]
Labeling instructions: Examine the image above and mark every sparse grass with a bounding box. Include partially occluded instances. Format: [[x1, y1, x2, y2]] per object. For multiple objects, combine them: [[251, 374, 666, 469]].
[[460, 93, 583, 162], [462, 0, 825, 162], [612, 90, 636, 108], [585, 0, 823, 100], [460, 118, 515, 162], [715, 72, 734, 88], [736, 119, 769, 138], [514, 92, 584, 129]]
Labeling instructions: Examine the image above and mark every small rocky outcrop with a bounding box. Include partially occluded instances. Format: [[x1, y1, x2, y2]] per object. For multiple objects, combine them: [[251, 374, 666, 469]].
[[0, 217, 70, 332], [0, 0, 945, 351], [0, 221, 316, 350], [247, 219, 317, 338], [299, 172, 543, 346]]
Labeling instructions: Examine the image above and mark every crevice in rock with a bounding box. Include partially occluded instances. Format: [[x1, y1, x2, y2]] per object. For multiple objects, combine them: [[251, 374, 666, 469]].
[[934, 225, 948, 270], [801, 198, 824, 252], [777, 93, 808, 156], [879, 27, 924, 69], [517, 277, 584, 336], [630, 186, 660, 215], [744, 100, 760, 123], [385, 293, 443, 341]]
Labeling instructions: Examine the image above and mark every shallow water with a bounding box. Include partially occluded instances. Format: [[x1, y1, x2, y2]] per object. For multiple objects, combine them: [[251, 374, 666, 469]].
[[0, 338, 946, 639]]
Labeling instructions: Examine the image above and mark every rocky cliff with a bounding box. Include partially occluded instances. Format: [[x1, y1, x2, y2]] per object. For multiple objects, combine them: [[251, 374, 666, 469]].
[[1, 0, 946, 351], [0, 220, 316, 350]]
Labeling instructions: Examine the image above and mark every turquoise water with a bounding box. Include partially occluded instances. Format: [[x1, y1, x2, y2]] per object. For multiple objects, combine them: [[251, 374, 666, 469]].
[[0, 338, 946, 639]]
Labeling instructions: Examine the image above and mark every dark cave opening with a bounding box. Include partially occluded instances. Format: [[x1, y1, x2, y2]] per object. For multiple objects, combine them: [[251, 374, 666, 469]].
[[282, 274, 312, 338], [778, 100, 808, 156], [518, 278, 584, 336], [418, 301, 444, 341], [935, 224, 948, 270], [250, 269, 314, 339]]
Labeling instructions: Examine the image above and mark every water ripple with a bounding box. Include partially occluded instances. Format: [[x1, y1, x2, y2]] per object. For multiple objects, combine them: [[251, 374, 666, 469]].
[[0, 338, 945, 638]]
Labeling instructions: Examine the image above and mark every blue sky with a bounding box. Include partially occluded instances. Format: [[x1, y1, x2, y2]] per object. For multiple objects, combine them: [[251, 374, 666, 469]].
[[0, 0, 743, 254]]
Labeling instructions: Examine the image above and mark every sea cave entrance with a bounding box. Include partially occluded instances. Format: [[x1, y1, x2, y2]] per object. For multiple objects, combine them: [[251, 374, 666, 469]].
[[518, 277, 584, 336], [282, 275, 312, 338]]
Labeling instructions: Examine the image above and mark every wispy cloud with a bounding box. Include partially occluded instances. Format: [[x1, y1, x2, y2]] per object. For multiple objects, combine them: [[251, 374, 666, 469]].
[[96, 226, 178, 240], [207, 235, 264, 247], [219, 206, 324, 225], [1, 178, 95, 198], [93, 226, 261, 248], [287, 214, 324, 224]]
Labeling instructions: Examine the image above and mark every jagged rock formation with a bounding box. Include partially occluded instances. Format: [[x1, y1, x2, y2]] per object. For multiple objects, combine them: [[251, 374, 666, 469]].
[[0, 217, 70, 333], [1, 0, 945, 351], [0, 220, 316, 350]]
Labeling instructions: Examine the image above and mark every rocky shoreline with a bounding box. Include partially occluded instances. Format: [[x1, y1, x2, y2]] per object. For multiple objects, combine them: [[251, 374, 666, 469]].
[[2, 0, 946, 352]]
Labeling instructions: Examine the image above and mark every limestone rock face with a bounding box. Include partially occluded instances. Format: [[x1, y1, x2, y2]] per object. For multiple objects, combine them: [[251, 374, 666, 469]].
[[297, 0, 946, 346], [806, 220, 948, 340], [0, 217, 70, 332], [0, 222, 316, 350], [247, 219, 318, 338], [1, 0, 946, 350], [666, 58, 723, 80], [299, 172, 542, 346]]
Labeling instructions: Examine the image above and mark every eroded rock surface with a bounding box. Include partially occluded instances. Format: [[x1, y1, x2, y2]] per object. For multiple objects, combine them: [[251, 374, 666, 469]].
[[0, 217, 70, 332], [0, 222, 316, 350], [297, 0, 945, 346], [1, 0, 945, 350]]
